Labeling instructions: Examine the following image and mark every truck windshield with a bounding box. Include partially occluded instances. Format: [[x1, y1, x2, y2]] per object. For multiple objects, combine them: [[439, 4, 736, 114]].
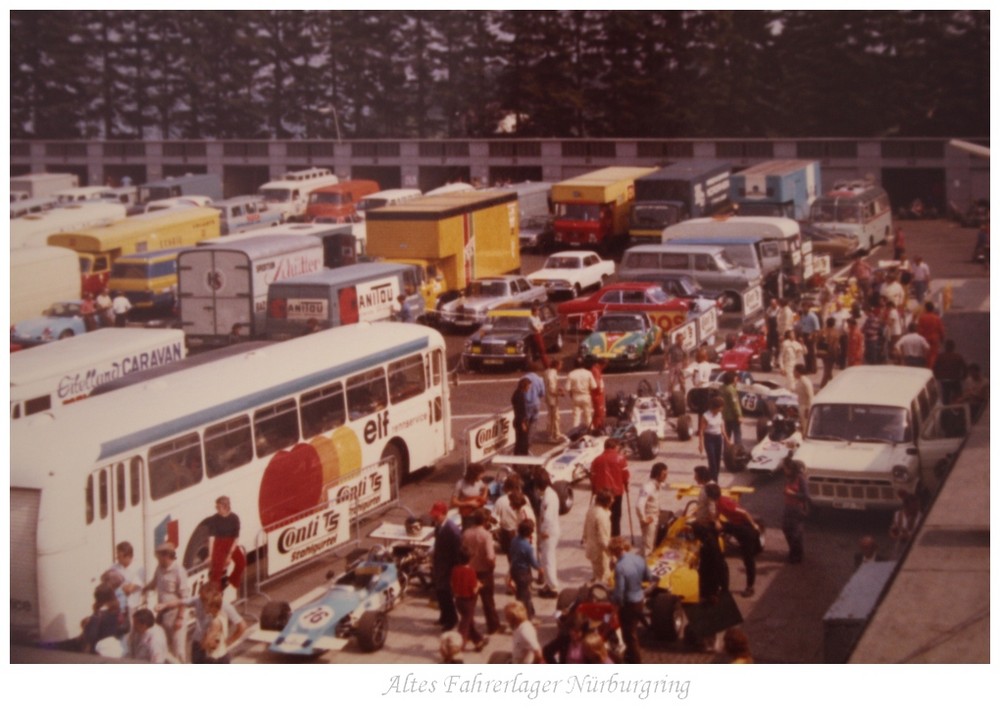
[[262, 188, 292, 203], [555, 204, 600, 221], [807, 404, 911, 444], [738, 203, 785, 218], [309, 193, 346, 205], [631, 204, 681, 229]]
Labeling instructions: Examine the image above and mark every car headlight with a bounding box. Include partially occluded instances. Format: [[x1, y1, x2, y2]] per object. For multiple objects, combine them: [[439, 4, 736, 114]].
[[892, 465, 912, 484], [512, 342, 525, 354], [626, 344, 637, 355]]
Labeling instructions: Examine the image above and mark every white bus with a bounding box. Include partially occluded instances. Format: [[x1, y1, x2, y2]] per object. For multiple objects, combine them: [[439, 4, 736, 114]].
[[258, 167, 339, 221], [808, 180, 893, 253], [10, 202, 127, 249], [10, 322, 451, 645], [10, 328, 187, 420]]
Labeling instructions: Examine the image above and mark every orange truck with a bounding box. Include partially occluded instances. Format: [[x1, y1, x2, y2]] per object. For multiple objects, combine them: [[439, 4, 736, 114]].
[[305, 179, 380, 223], [551, 166, 657, 251]]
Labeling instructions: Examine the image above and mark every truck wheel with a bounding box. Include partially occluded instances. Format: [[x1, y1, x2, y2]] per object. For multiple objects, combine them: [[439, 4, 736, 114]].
[[356, 611, 388, 652], [669, 391, 686, 417], [554, 480, 574, 515], [760, 349, 773, 372], [637, 430, 659, 460], [756, 417, 770, 443], [650, 594, 685, 641], [260, 601, 291, 631], [676, 414, 692, 441], [556, 587, 580, 613]]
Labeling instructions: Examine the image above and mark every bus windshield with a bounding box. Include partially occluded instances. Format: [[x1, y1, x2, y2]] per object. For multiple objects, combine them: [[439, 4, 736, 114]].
[[810, 200, 862, 224], [807, 404, 911, 444]]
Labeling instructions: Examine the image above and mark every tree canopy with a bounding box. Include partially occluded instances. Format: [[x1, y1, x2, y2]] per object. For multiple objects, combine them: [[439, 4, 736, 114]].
[[9, 10, 989, 140]]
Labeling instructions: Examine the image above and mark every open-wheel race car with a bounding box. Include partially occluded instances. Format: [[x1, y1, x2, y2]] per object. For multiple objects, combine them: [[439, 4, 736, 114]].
[[253, 546, 404, 656], [719, 325, 773, 373], [748, 405, 803, 478], [641, 489, 750, 647], [491, 428, 608, 515], [604, 379, 693, 461]]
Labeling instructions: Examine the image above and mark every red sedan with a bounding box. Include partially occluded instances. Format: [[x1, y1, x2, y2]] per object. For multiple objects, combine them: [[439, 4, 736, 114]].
[[557, 282, 691, 334]]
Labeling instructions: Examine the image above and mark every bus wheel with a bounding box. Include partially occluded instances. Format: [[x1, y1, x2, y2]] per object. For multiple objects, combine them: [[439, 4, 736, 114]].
[[381, 441, 409, 483]]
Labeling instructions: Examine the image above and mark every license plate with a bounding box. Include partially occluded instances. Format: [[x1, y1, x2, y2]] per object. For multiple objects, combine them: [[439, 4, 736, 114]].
[[483, 359, 504, 365], [832, 500, 865, 510]]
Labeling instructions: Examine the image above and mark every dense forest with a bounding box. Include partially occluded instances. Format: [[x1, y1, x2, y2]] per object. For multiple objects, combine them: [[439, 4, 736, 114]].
[[9, 10, 990, 141]]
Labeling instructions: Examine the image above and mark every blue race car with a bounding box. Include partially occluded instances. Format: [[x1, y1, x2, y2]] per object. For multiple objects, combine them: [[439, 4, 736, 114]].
[[253, 547, 404, 656], [11, 300, 87, 347]]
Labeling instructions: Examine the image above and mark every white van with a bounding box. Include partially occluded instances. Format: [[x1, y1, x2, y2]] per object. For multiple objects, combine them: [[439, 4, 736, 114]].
[[796, 366, 970, 511], [259, 167, 339, 220]]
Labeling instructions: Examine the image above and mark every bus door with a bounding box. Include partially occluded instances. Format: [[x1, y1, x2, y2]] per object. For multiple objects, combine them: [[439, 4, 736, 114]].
[[427, 348, 448, 449], [180, 250, 252, 339]]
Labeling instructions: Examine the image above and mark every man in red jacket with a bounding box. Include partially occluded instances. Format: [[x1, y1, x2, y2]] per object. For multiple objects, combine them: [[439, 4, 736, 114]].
[[589, 438, 630, 537]]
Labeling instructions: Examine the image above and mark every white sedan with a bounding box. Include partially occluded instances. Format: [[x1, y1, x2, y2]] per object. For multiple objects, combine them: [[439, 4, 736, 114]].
[[527, 250, 615, 300]]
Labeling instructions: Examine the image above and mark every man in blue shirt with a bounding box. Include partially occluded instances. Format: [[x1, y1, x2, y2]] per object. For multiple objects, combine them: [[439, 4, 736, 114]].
[[508, 520, 542, 619], [796, 304, 821, 374], [609, 536, 652, 664]]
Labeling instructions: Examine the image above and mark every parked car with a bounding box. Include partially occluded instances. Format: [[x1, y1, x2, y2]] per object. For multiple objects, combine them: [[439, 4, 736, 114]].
[[527, 250, 615, 301], [579, 312, 661, 370], [11, 300, 87, 347], [518, 214, 556, 253], [799, 223, 860, 264], [557, 282, 691, 335], [438, 276, 547, 329], [462, 305, 563, 371]]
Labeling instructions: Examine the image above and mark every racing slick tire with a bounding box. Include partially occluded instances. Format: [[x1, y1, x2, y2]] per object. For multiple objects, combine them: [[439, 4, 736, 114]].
[[676, 414, 692, 441], [650, 593, 685, 642], [554, 480, 574, 515], [724, 443, 751, 473], [356, 611, 389, 652], [669, 391, 686, 417], [759, 349, 773, 373], [637, 430, 659, 460], [260, 601, 292, 631], [556, 587, 580, 613], [756, 417, 771, 443]]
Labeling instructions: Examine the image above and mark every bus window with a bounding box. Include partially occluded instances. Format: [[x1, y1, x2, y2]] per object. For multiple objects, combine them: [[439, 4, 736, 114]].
[[388, 355, 426, 404], [301, 383, 346, 438], [432, 350, 443, 386], [253, 400, 299, 458], [86, 474, 94, 525], [205, 416, 253, 477], [130, 458, 143, 507], [25, 395, 51, 417], [99, 468, 109, 520], [115, 464, 126, 512], [149, 433, 204, 500], [347, 368, 388, 420]]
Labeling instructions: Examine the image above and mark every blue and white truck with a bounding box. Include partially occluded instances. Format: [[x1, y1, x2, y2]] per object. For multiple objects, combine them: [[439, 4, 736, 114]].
[[730, 160, 821, 222], [628, 160, 732, 243]]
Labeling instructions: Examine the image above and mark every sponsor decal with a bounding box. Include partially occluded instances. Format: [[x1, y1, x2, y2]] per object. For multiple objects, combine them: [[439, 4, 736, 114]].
[[57, 342, 184, 402], [468, 411, 514, 464]]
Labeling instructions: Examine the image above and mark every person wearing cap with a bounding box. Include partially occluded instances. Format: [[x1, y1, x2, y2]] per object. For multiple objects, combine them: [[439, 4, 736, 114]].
[[430, 501, 461, 631], [143, 541, 190, 662]]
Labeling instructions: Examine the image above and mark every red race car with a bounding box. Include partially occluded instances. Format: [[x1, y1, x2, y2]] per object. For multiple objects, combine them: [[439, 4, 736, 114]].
[[719, 325, 774, 372], [558, 282, 691, 334]]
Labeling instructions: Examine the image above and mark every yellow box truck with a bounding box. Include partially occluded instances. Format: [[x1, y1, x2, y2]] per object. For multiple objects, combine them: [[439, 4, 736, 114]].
[[365, 190, 520, 310], [551, 166, 658, 252]]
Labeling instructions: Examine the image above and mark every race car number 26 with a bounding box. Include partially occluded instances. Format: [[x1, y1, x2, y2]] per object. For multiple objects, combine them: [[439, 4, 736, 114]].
[[300, 605, 335, 630]]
